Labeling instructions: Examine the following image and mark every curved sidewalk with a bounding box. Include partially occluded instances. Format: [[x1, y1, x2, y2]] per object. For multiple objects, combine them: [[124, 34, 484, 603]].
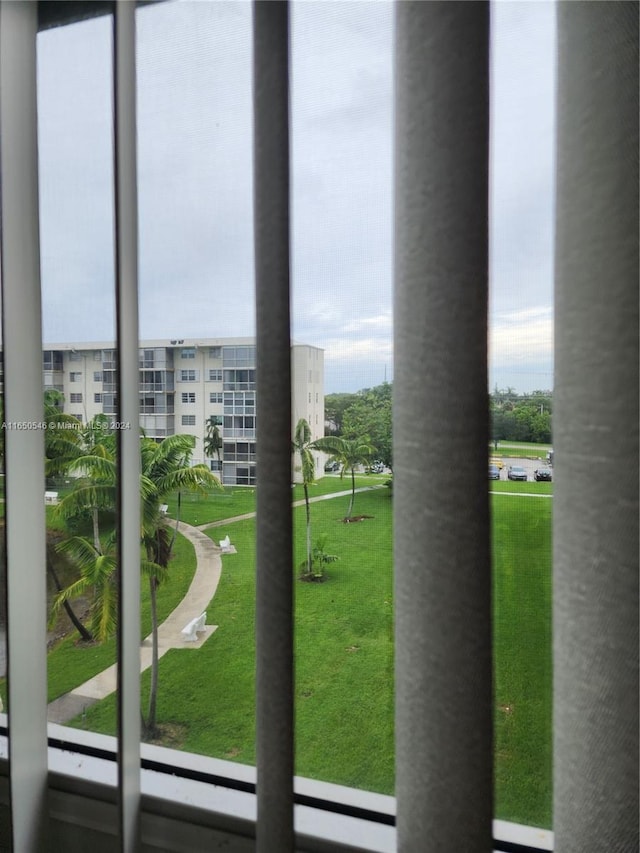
[[47, 520, 224, 724], [47, 484, 385, 724]]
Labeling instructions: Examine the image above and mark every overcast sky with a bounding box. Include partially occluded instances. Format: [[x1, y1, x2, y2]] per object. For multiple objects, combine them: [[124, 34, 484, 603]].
[[36, 0, 556, 394]]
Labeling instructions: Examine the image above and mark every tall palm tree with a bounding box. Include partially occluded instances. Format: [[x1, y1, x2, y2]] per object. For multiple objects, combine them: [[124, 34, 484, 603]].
[[203, 415, 222, 467], [312, 435, 376, 518], [292, 418, 316, 575], [139, 434, 221, 736]]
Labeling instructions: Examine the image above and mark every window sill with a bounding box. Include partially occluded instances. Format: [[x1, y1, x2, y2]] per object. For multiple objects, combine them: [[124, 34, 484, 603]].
[[0, 716, 553, 853]]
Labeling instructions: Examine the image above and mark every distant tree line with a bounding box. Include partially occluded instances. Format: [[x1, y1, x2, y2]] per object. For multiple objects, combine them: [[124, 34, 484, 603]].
[[324, 383, 553, 459], [490, 387, 552, 444], [325, 382, 392, 469]]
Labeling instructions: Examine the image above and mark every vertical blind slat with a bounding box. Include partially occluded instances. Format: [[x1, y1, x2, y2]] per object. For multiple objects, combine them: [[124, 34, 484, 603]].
[[114, 2, 142, 850], [393, 2, 493, 849], [252, 2, 294, 850], [0, 2, 50, 849], [553, 4, 639, 850]]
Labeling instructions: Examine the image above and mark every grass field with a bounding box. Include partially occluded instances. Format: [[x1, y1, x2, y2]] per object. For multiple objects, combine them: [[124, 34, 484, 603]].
[[161, 475, 387, 527], [68, 483, 552, 828], [491, 441, 552, 459]]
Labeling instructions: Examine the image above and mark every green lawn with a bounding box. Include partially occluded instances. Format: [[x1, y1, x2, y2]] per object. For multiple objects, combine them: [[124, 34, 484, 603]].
[[493, 493, 552, 828], [491, 441, 552, 459], [68, 486, 552, 828], [490, 480, 554, 495], [161, 476, 387, 527]]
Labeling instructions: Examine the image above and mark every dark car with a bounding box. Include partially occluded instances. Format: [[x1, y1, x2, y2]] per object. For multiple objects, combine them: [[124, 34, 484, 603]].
[[534, 467, 553, 482], [507, 466, 528, 482], [324, 460, 340, 473], [488, 465, 500, 480]]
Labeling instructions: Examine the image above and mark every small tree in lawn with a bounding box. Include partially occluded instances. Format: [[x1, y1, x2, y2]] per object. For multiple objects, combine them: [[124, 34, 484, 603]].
[[312, 435, 376, 518], [292, 418, 316, 576]]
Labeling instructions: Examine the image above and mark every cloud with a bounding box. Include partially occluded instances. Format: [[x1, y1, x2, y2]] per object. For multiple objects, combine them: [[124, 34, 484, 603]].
[[490, 306, 554, 366]]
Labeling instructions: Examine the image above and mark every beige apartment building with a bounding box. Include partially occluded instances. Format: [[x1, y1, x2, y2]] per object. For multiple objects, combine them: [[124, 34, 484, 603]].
[[39, 338, 324, 486]]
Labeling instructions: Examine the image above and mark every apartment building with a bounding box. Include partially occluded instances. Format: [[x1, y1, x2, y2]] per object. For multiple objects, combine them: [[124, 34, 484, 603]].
[[40, 337, 324, 486]]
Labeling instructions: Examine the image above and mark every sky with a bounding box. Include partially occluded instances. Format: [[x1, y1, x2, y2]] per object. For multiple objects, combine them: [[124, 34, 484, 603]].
[[35, 0, 556, 394]]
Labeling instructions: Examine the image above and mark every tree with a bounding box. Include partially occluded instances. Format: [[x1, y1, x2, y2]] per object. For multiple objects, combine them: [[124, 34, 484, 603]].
[[203, 415, 222, 466], [53, 431, 221, 736], [312, 435, 376, 518], [341, 382, 392, 470], [323, 392, 360, 435], [292, 418, 316, 576], [139, 434, 221, 736]]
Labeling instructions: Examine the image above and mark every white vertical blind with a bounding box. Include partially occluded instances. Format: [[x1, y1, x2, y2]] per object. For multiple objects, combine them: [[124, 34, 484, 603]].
[[393, 2, 493, 849], [113, 1, 142, 850], [252, 2, 295, 851], [0, 2, 50, 849], [553, 3, 639, 850]]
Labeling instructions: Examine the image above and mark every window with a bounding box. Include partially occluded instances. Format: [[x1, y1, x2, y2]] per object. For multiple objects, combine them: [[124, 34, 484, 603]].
[[94, 393, 102, 403], [209, 392, 222, 404], [69, 350, 82, 360], [181, 392, 195, 403], [43, 350, 63, 371], [93, 351, 102, 361], [181, 347, 196, 359], [179, 369, 197, 382], [181, 415, 196, 426], [93, 371, 102, 382], [0, 4, 635, 853], [208, 369, 222, 382], [69, 371, 82, 381], [69, 392, 83, 403], [209, 346, 222, 358]]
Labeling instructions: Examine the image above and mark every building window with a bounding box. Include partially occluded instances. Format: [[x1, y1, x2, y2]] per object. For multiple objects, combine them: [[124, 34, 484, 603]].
[[43, 350, 63, 371], [181, 392, 196, 403], [210, 459, 222, 472], [209, 346, 222, 359], [210, 392, 223, 404], [93, 371, 102, 382], [69, 351, 82, 361], [181, 347, 196, 359], [69, 393, 82, 403], [70, 372, 82, 382], [208, 369, 222, 382], [94, 393, 102, 404], [179, 369, 197, 382], [181, 415, 196, 426]]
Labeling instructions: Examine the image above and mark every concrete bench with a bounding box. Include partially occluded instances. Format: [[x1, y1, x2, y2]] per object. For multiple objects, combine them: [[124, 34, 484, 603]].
[[181, 612, 206, 643], [44, 491, 59, 505]]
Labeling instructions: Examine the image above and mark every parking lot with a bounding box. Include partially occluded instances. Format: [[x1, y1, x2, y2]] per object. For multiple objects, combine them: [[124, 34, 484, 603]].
[[496, 456, 551, 482]]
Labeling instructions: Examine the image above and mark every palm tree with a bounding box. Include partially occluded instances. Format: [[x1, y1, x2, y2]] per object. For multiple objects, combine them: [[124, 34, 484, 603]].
[[54, 416, 117, 552], [292, 418, 316, 576], [312, 435, 376, 518], [139, 434, 221, 736], [50, 534, 164, 644], [203, 415, 222, 467]]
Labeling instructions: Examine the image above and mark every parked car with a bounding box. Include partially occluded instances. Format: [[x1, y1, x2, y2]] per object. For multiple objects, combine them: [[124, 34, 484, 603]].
[[534, 467, 553, 482], [489, 465, 500, 480], [507, 466, 528, 482], [489, 456, 504, 470], [324, 460, 340, 473], [370, 461, 384, 474]]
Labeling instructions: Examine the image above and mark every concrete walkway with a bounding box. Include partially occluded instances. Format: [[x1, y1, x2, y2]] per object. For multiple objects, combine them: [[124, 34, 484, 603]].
[[47, 520, 224, 724], [47, 484, 385, 724]]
